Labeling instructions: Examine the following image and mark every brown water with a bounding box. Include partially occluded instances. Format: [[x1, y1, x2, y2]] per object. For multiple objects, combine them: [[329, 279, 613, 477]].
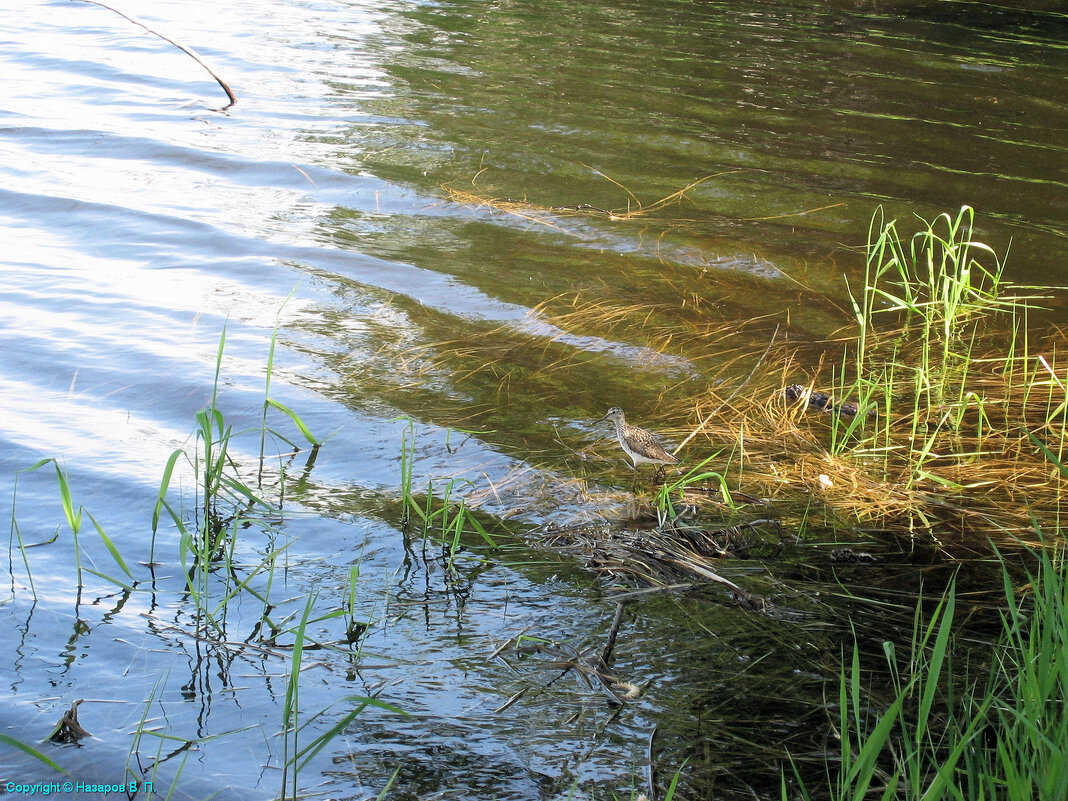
[[0, 0, 1065, 798]]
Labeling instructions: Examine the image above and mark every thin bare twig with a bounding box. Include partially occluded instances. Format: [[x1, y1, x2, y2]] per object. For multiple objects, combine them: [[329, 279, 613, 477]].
[[595, 602, 625, 672], [743, 201, 847, 221], [72, 0, 237, 109]]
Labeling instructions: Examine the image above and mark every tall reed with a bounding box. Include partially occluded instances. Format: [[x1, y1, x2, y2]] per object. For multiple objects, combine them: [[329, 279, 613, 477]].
[[841, 205, 1016, 450], [788, 205, 1068, 539]]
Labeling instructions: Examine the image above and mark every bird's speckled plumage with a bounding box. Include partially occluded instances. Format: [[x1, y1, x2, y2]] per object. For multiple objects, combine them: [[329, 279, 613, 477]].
[[598, 407, 679, 467]]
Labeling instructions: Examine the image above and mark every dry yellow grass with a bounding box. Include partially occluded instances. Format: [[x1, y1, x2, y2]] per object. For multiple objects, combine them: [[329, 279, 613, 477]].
[[441, 165, 847, 230]]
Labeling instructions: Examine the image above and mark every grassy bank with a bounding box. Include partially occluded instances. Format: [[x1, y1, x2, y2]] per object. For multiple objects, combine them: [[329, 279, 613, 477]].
[[787, 543, 1068, 801]]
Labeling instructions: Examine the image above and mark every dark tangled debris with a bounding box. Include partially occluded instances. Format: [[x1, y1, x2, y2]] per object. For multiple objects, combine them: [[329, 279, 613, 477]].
[[498, 515, 795, 715], [784, 383, 874, 419], [49, 699, 91, 743], [829, 547, 877, 563], [542, 517, 784, 612], [513, 602, 645, 707]]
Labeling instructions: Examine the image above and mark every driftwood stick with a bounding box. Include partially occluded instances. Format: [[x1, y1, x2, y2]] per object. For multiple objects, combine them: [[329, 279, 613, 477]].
[[72, 0, 236, 109], [596, 601, 625, 672]]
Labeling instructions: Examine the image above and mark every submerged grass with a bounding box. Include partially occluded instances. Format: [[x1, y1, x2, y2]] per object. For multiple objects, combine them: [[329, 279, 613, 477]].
[[440, 167, 741, 230], [149, 322, 323, 640]]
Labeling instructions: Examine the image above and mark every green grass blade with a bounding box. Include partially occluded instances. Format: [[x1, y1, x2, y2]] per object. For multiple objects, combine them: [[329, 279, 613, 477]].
[[1027, 430, 1068, 479], [283, 593, 316, 730], [0, 733, 70, 774], [85, 510, 133, 579], [463, 511, 497, 547], [153, 449, 185, 534], [267, 397, 322, 446], [375, 766, 402, 801], [210, 322, 227, 410], [295, 695, 409, 771], [662, 758, 688, 801], [916, 588, 956, 745], [52, 461, 82, 534], [8, 475, 38, 598], [847, 693, 904, 801], [81, 567, 135, 592]]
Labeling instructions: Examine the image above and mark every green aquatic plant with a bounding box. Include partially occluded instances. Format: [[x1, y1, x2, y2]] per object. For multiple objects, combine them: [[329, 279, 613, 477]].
[[279, 589, 409, 801], [7, 471, 44, 599], [280, 591, 316, 800], [1, 313, 410, 799], [153, 327, 265, 555], [154, 320, 320, 551], [653, 455, 730, 527], [397, 415, 417, 525], [850, 205, 1011, 383], [834, 205, 1023, 459], [980, 545, 1068, 801], [784, 581, 975, 801], [1030, 430, 1068, 480], [409, 476, 497, 568], [148, 323, 322, 631], [262, 294, 323, 457], [121, 673, 242, 795], [785, 544, 1068, 801], [754, 204, 1067, 544], [7, 459, 135, 600], [395, 416, 498, 565]]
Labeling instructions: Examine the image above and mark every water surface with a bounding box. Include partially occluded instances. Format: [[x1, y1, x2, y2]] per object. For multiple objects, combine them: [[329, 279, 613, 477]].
[[1, 0, 1065, 798]]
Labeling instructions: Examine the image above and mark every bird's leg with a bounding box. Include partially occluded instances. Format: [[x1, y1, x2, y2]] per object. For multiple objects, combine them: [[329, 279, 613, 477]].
[[627, 462, 642, 491]]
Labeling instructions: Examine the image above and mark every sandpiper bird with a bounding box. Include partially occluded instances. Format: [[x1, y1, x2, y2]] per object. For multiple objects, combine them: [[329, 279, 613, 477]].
[[598, 407, 680, 472]]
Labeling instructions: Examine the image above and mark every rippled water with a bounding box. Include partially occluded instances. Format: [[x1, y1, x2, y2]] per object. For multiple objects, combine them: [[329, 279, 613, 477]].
[[1, 0, 1066, 798]]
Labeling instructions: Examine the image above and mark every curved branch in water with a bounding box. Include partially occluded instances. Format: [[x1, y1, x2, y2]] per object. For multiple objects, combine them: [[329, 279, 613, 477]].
[[72, 0, 237, 110]]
